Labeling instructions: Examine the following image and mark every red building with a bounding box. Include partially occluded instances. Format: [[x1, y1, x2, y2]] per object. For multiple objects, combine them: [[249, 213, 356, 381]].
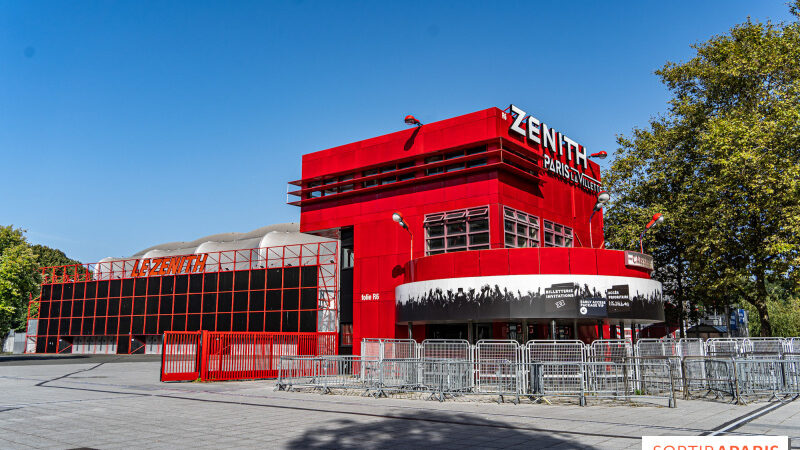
[[27, 105, 662, 355], [290, 105, 662, 352]]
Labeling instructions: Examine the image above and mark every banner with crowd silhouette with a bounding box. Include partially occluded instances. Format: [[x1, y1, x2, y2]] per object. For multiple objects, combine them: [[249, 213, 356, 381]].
[[396, 275, 663, 322]]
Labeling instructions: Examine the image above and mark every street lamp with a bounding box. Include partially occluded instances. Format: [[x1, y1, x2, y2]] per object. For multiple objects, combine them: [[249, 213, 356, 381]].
[[404, 115, 422, 127], [590, 151, 608, 159], [392, 212, 414, 260], [589, 191, 610, 248], [638, 213, 664, 253]]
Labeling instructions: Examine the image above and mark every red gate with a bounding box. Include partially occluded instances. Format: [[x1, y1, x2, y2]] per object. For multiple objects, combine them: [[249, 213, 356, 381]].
[[161, 331, 337, 382], [202, 332, 337, 381], [161, 331, 202, 382]]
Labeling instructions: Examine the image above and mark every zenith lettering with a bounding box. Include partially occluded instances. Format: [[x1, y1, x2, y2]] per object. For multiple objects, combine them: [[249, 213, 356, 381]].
[[543, 154, 603, 193], [508, 104, 588, 169], [131, 254, 208, 277]]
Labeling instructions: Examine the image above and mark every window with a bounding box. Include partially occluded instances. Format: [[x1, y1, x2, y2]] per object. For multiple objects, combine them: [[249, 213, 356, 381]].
[[376, 161, 416, 185], [341, 248, 354, 269], [396, 161, 415, 181], [425, 155, 444, 175], [362, 169, 379, 187], [444, 149, 467, 172], [543, 220, 573, 247], [338, 175, 354, 193], [307, 176, 356, 197], [322, 178, 337, 196], [424, 206, 490, 255], [397, 161, 415, 170], [503, 207, 540, 248], [423, 146, 486, 175], [293, 146, 495, 203], [466, 158, 487, 168], [308, 181, 322, 198], [340, 323, 353, 346]]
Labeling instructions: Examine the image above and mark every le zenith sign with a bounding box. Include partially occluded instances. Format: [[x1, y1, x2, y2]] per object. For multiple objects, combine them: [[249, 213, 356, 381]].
[[506, 104, 603, 193], [130, 254, 209, 278]]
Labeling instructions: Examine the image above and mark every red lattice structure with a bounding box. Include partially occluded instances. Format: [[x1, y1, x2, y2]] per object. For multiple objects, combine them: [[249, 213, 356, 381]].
[[27, 242, 339, 355]]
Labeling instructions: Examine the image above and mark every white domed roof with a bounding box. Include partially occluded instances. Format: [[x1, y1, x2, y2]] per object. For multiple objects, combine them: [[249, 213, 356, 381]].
[[130, 223, 301, 258], [96, 223, 334, 270]]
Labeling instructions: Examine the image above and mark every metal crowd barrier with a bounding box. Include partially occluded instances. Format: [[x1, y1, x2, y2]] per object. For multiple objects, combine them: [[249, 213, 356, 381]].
[[275, 355, 677, 407], [704, 337, 791, 358], [361, 338, 419, 361], [733, 358, 800, 402], [679, 356, 800, 404], [274, 337, 800, 407], [589, 339, 632, 362], [276, 355, 378, 392], [372, 358, 421, 395], [360, 337, 795, 363], [475, 340, 522, 397], [421, 359, 475, 401]]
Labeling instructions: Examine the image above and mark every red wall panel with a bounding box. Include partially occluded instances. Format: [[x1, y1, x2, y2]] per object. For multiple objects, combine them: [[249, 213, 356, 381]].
[[569, 248, 599, 275], [596, 249, 624, 276], [450, 251, 481, 278], [508, 247, 540, 275], [479, 249, 510, 277], [406, 248, 649, 283], [539, 248, 570, 274]]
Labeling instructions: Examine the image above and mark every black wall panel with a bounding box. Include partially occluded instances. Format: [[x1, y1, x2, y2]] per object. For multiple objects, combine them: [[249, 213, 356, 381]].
[[35, 266, 321, 340], [234, 270, 249, 291]]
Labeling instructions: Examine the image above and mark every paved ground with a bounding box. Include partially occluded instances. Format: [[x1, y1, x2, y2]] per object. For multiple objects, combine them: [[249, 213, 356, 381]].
[[0, 356, 798, 449]]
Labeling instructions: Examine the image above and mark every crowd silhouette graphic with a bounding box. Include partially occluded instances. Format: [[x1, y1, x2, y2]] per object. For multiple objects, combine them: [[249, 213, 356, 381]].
[[397, 281, 663, 322]]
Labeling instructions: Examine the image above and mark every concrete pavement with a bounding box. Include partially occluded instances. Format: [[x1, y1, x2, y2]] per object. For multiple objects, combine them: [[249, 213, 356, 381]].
[[0, 356, 797, 449]]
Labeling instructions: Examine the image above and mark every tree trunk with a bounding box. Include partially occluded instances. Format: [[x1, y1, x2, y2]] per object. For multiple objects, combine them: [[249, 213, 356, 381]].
[[754, 298, 771, 337], [677, 264, 685, 339], [754, 266, 772, 337]]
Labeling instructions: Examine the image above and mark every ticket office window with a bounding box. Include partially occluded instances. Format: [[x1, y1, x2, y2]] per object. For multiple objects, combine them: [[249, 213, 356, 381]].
[[424, 206, 490, 255]]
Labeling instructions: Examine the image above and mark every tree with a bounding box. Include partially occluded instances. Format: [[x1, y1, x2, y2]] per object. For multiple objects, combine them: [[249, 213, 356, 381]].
[[741, 285, 800, 337], [605, 4, 800, 336], [0, 225, 27, 253], [0, 226, 41, 336], [0, 227, 83, 337], [30, 244, 82, 275]]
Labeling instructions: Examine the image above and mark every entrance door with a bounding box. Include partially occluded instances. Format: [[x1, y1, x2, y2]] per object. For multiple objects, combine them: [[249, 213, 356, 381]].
[[505, 323, 524, 344], [475, 323, 492, 341], [117, 335, 130, 354]]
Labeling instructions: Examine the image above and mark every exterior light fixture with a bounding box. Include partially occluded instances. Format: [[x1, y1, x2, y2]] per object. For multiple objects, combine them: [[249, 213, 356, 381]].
[[589, 191, 610, 248], [392, 212, 408, 230], [392, 212, 414, 260], [404, 115, 422, 127], [590, 151, 607, 159], [639, 213, 664, 253]]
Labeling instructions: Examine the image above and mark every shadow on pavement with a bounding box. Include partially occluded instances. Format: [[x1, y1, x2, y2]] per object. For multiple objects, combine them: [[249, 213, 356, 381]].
[[286, 408, 595, 449]]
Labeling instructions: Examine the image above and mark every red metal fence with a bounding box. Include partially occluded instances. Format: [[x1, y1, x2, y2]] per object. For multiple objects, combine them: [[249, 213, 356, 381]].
[[161, 331, 337, 382], [161, 331, 201, 381]]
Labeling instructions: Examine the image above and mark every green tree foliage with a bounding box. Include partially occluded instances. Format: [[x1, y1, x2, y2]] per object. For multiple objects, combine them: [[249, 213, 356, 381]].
[[742, 288, 800, 338], [30, 244, 81, 272], [0, 226, 82, 337], [0, 226, 41, 336], [605, 4, 800, 336], [0, 225, 27, 252]]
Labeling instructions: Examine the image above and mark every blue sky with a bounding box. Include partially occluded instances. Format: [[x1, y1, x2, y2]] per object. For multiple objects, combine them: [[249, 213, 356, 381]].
[[1, 1, 794, 263]]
